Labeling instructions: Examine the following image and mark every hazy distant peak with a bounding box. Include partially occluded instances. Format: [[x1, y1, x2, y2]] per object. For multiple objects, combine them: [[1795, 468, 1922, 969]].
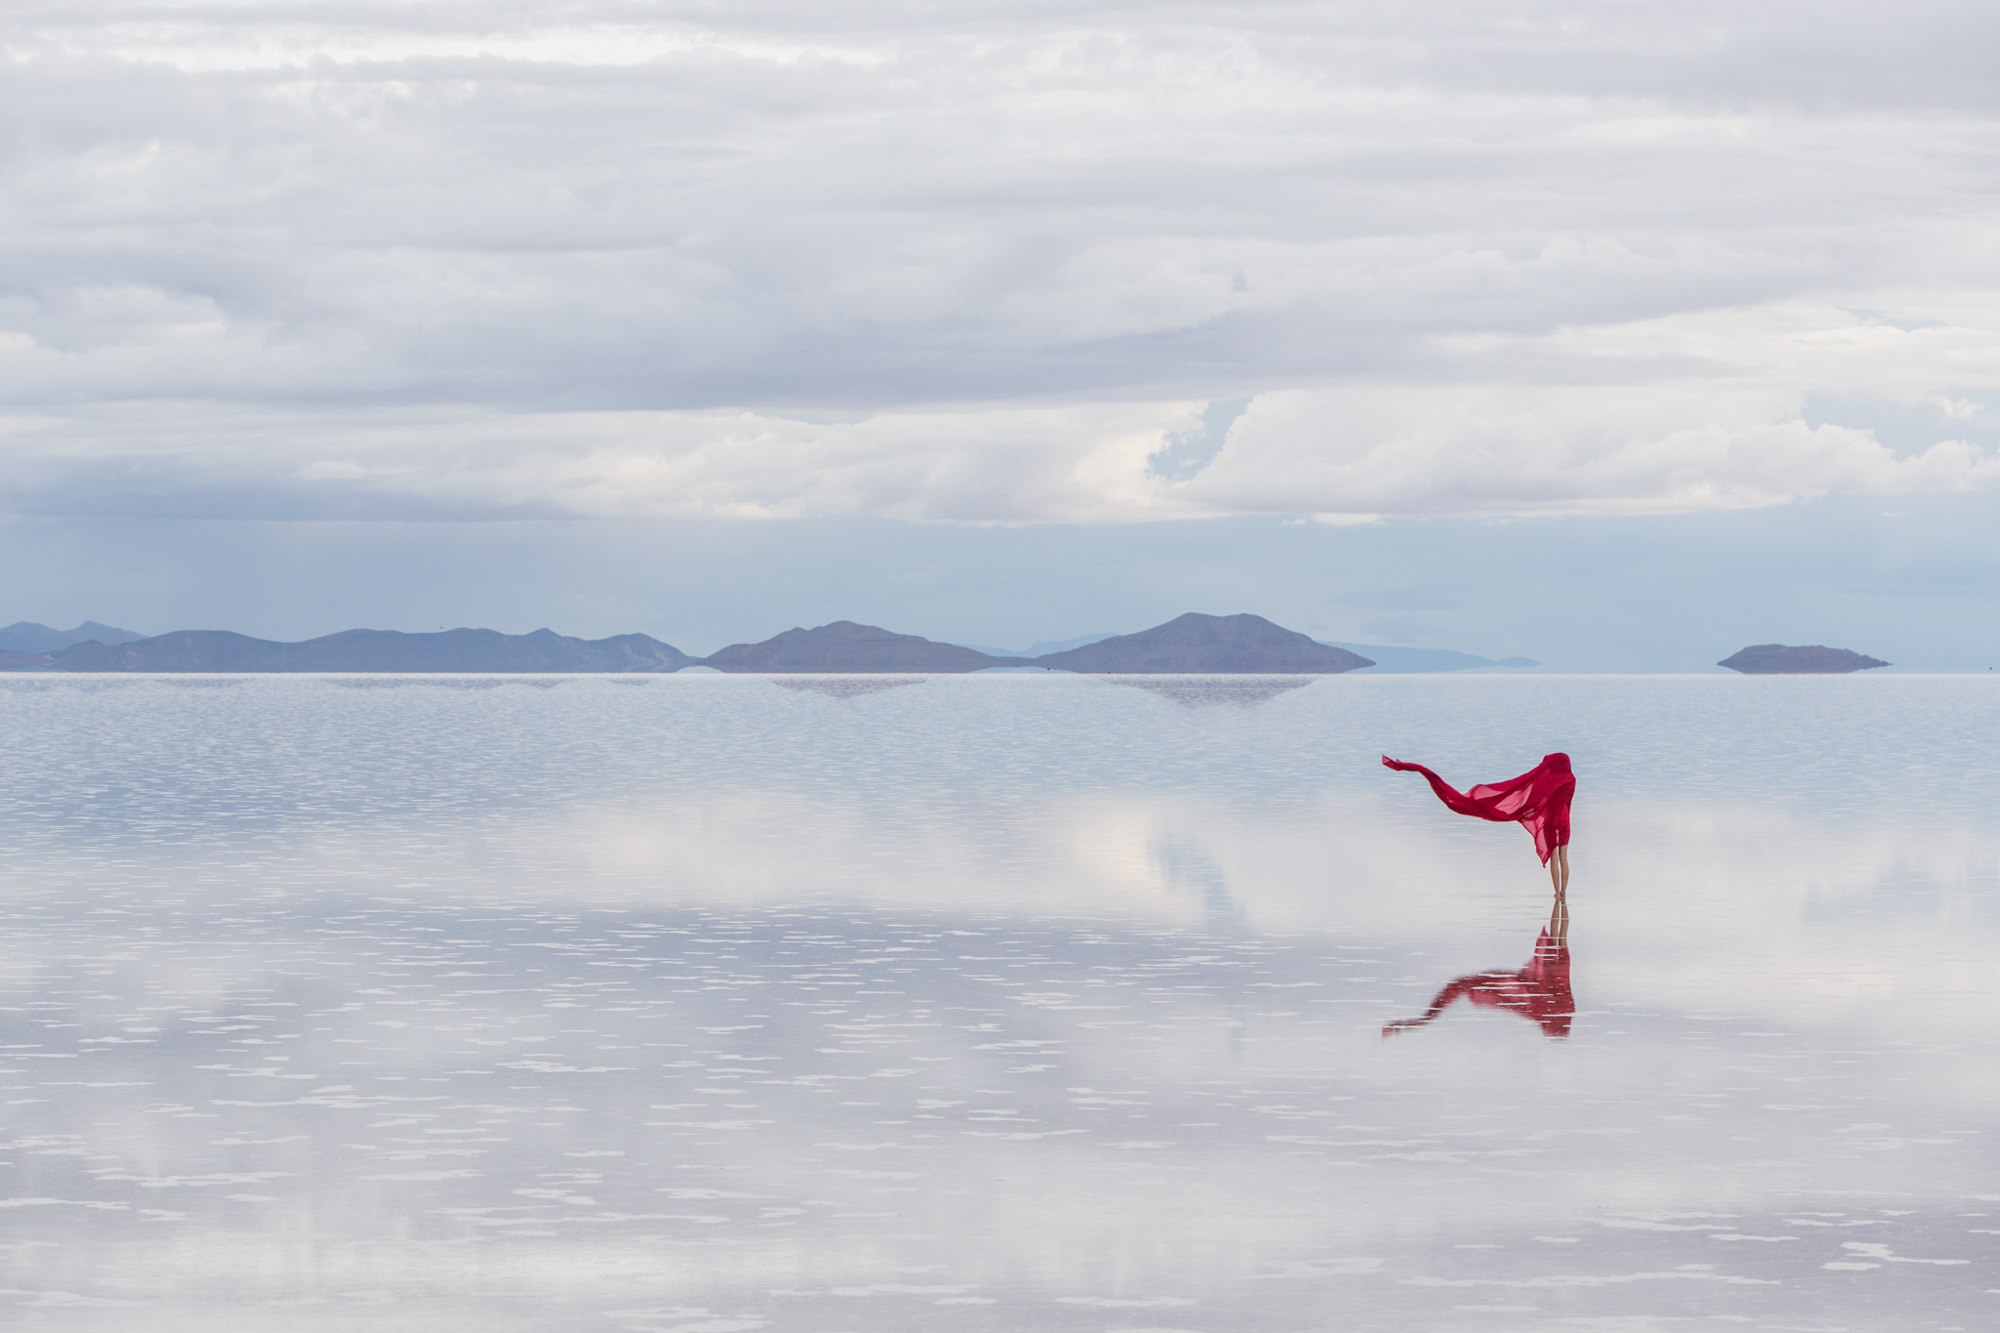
[[70, 620, 146, 643], [0, 620, 147, 652]]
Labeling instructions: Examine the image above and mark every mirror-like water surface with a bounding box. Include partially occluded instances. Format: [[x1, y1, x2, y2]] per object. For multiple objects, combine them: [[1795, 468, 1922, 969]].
[[0, 674, 1994, 1331]]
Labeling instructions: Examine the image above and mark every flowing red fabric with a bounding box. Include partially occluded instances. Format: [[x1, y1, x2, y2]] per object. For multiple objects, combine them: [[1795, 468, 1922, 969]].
[[1381, 752, 1574, 864], [1382, 930, 1573, 1039]]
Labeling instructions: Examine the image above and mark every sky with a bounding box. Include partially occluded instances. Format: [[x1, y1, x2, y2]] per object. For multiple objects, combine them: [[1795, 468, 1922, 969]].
[[3, 1, 1998, 667]]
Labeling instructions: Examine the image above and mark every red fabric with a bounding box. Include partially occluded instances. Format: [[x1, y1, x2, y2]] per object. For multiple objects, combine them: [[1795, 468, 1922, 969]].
[[1383, 930, 1574, 1039], [1382, 751, 1575, 864]]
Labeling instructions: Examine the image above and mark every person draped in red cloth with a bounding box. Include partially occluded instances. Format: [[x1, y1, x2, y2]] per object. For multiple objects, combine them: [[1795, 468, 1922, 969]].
[[1382, 752, 1574, 897], [1380, 751, 1576, 1040], [1382, 925, 1573, 1039]]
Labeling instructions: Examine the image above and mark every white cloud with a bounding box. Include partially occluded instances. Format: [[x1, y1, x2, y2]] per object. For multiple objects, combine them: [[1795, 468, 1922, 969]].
[[5, 2, 2000, 522], [1185, 377, 2000, 521]]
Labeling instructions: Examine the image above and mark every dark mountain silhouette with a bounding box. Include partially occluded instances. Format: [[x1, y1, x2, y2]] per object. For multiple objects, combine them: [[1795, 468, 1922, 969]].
[[1033, 613, 1373, 673], [0, 620, 147, 653], [55, 628, 694, 673], [1718, 644, 1889, 674], [702, 622, 1023, 673], [0, 650, 56, 671]]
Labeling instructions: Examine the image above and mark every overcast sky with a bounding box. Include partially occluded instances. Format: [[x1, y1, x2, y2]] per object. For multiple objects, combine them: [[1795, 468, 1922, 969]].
[[4, 2, 1998, 666]]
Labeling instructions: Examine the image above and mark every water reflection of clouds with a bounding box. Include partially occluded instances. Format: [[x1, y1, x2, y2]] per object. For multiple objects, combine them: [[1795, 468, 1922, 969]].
[[545, 786, 1999, 933], [0, 676, 1995, 1327], [3, 892, 1990, 1327]]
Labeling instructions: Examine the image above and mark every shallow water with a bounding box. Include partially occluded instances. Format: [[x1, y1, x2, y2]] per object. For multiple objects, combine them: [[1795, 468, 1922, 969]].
[[0, 673, 1994, 1331]]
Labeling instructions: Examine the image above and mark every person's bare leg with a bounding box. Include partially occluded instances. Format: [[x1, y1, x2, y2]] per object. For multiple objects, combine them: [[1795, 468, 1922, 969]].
[[1549, 845, 1570, 946]]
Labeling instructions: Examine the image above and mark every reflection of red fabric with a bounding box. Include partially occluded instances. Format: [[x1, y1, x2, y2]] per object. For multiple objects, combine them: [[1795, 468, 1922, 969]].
[[1383, 930, 1574, 1039], [1382, 752, 1575, 864]]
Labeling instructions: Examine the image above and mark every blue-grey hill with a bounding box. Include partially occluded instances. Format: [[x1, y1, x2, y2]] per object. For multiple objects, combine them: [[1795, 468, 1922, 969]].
[[1718, 644, 1889, 674], [701, 622, 1025, 673], [704, 614, 1375, 673], [1034, 613, 1373, 673]]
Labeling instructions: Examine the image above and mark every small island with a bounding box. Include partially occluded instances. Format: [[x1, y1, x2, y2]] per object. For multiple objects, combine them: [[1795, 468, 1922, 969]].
[[1718, 644, 1890, 674]]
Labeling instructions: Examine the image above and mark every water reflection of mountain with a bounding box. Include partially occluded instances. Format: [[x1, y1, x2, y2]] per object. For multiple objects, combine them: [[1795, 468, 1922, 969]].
[[1112, 674, 1319, 706], [326, 677, 567, 690], [770, 676, 928, 699]]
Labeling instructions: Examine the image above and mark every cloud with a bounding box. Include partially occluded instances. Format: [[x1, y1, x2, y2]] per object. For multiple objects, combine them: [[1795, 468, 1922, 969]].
[[1184, 376, 2000, 521], [0, 400, 1188, 522], [5, 2, 2000, 522]]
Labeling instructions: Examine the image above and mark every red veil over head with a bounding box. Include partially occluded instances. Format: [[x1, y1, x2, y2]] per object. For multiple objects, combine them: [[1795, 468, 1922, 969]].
[[1382, 752, 1575, 864]]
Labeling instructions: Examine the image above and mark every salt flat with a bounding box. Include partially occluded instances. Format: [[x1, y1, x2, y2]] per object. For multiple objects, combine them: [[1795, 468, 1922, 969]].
[[0, 673, 1993, 1330]]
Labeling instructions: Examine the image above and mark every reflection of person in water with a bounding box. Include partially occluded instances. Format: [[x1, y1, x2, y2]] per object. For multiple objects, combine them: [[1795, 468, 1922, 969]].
[[1381, 752, 1574, 896], [1382, 930, 1573, 1039], [1379, 751, 1575, 1039], [1382, 893, 1573, 1038]]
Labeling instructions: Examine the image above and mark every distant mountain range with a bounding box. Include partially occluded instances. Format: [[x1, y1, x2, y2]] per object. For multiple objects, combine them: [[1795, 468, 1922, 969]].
[[701, 613, 1369, 673], [0, 616, 1907, 677], [3, 612, 1380, 674], [9, 628, 693, 673]]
